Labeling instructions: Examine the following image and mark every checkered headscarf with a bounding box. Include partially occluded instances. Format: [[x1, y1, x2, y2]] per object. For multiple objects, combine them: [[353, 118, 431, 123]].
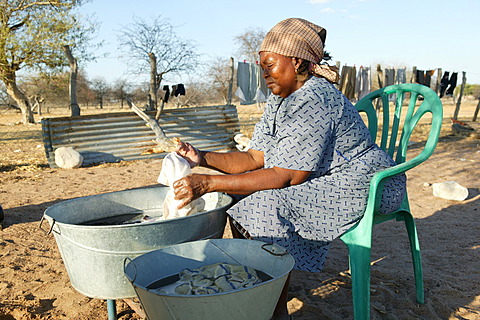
[[260, 18, 339, 84]]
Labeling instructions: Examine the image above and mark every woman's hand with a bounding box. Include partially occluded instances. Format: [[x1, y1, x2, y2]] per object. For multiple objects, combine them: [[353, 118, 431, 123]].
[[176, 141, 202, 168], [173, 174, 210, 209]]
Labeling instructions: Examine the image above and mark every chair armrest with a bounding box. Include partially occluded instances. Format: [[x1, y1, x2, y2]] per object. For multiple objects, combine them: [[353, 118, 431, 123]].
[[372, 149, 432, 185], [358, 151, 431, 228]]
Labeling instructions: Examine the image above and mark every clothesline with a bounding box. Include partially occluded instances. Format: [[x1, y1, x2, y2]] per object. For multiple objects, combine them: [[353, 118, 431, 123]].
[[234, 61, 464, 105]]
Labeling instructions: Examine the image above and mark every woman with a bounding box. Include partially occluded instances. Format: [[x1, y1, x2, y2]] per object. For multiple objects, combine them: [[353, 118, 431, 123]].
[[173, 18, 406, 319]]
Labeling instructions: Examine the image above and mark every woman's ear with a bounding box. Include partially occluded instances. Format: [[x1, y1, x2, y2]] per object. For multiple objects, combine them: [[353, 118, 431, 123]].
[[291, 58, 303, 71]]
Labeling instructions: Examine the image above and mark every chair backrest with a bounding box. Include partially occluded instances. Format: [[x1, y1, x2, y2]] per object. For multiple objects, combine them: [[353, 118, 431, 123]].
[[355, 83, 443, 166]]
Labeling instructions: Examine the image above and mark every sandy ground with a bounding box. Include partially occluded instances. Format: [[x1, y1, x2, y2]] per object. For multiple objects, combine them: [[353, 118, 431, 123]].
[[0, 100, 479, 319]]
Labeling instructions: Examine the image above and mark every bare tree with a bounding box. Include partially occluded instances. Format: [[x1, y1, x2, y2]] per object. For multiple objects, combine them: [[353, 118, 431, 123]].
[[234, 27, 266, 63], [117, 15, 199, 112], [90, 77, 109, 109], [129, 83, 149, 107], [22, 70, 99, 112], [206, 57, 235, 104], [111, 78, 132, 108]]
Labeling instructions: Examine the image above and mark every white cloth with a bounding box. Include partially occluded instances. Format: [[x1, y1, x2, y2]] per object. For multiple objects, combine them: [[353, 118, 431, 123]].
[[158, 152, 205, 220], [254, 87, 267, 103], [234, 87, 246, 102]]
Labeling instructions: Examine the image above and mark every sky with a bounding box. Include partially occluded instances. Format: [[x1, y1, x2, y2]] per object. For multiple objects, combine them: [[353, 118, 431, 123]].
[[77, 0, 480, 86]]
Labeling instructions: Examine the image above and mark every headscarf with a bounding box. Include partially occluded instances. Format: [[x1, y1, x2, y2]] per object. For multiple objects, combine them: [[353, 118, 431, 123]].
[[259, 18, 340, 84]]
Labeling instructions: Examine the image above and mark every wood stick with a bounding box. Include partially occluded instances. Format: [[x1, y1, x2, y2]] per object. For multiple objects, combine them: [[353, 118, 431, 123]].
[[126, 97, 177, 151]]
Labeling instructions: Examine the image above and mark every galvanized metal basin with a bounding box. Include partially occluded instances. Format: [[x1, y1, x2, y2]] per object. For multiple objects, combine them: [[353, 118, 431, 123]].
[[42, 186, 232, 299], [124, 239, 295, 320]]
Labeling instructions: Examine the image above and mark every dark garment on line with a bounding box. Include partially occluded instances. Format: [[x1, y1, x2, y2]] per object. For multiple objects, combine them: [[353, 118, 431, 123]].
[[439, 72, 457, 97], [424, 70, 434, 87], [445, 72, 458, 96], [439, 72, 449, 97], [384, 68, 395, 86], [161, 85, 170, 103], [174, 83, 186, 96], [416, 70, 425, 85]]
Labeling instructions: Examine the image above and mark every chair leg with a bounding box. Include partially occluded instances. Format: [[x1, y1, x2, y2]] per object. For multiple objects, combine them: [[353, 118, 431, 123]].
[[404, 215, 424, 304], [347, 244, 372, 320]]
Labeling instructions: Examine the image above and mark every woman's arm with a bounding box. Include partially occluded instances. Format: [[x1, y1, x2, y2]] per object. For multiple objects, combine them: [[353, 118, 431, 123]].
[[176, 141, 264, 174], [199, 149, 264, 174], [173, 166, 311, 209]]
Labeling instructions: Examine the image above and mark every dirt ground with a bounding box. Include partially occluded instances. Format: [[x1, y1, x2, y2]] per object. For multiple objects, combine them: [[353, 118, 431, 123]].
[[0, 100, 479, 319]]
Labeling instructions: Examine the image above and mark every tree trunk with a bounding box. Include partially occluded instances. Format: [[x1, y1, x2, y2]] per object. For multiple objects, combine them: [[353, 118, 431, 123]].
[[148, 52, 158, 111], [4, 75, 34, 124], [63, 45, 80, 116], [30, 95, 44, 117]]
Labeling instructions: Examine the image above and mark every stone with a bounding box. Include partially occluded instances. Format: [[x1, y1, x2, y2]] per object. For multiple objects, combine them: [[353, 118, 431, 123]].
[[54, 147, 83, 169], [432, 181, 469, 201]]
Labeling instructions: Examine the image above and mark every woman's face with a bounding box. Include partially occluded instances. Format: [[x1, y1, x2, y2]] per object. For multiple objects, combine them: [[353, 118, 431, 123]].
[[259, 52, 303, 98]]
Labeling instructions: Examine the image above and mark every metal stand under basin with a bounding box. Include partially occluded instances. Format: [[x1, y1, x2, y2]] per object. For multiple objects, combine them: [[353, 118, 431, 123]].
[[107, 300, 117, 320]]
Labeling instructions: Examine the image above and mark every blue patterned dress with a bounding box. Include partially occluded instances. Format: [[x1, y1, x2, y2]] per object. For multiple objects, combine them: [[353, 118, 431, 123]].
[[227, 76, 406, 272]]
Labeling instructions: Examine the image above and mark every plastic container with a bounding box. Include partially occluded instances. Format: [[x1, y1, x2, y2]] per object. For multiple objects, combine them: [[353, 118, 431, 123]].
[[124, 238, 295, 320], [42, 186, 232, 299]]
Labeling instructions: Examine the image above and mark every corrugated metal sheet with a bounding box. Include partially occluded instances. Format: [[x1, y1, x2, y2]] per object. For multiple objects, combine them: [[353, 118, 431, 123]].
[[42, 105, 240, 168]]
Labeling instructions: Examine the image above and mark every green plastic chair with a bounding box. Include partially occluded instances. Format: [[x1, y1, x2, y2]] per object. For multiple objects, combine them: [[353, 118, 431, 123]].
[[339, 83, 443, 320]]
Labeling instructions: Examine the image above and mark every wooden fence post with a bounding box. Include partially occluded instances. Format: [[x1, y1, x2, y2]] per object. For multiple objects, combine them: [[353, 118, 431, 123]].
[[473, 99, 480, 122], [453, 71, 466, 120], [435, 68, 442, 94], [227, 57, 234, 105]]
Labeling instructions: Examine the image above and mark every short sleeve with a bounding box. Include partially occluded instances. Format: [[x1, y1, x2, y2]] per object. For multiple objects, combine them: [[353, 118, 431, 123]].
[[250, 118, 269, 151]]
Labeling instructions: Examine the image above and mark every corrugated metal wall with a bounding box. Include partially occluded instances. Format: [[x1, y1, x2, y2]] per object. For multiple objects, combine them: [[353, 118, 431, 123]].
[[42, 105, 240, 168]]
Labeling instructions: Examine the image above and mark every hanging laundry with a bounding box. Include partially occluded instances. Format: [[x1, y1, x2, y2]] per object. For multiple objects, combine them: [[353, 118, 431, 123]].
[[395, 68, 407, 84], [414, 69, 435, 88], [160, 85, 170, 103], [355, 66, 371, 101], [249, 63, 261, 102], [258, 66, 269, 100], [234, 86, 246, 101], [439, 72, 458, 97], [236, 62, 269, 105], [415, 69, 426, 85], [236, 62, 251, 103], [384, 68, 396, 86], [174, 83, 186, 96], [439, 71, 450, 97], [339, 65, 356, 101], [384, 68, 396, 101], [445, 72, 458, 96]]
